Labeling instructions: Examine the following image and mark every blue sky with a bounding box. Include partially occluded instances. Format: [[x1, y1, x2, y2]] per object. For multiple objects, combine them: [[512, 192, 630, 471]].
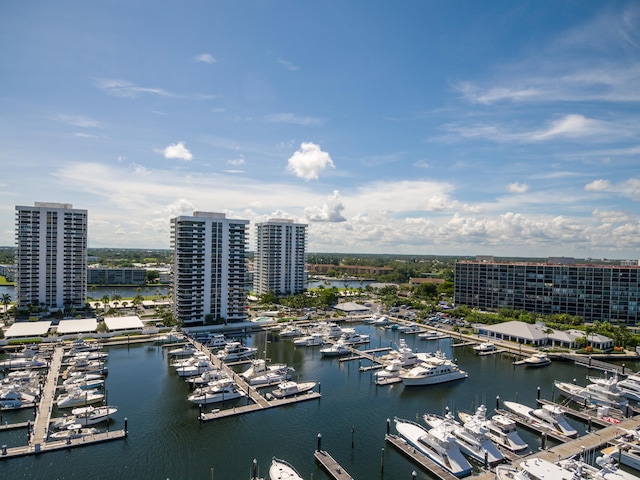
[[1, 1, 639, 259]]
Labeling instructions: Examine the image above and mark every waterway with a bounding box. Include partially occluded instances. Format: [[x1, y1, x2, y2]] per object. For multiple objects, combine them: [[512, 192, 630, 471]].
[[0, 325, 630, 480]]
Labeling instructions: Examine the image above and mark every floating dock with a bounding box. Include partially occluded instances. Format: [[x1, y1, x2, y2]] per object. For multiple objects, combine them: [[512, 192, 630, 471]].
[[314, 450, 354, 480]]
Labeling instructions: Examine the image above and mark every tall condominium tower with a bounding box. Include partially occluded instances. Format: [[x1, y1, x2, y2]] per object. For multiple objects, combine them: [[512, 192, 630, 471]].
[[254, 218, 307, 296], [170, 211, 249, 326], [15, 202, 88, 312]]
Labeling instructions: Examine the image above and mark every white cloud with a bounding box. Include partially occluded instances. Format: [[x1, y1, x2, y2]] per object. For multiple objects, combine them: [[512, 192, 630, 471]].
[[194, 53, 217, 64], [52, 114, 101, 128], [585, 179, 612, 191], [265, 113, 322, 126], [286, 142, 335, 180], [508, 182, 529, 193], [228, 155, 245, 166], [532, 114, 603, 140], [95, 78, 215, 100], [305, 191, 347, 222], [160, 142, 193, 161], [277, 58, 299, 71], [413, 160, 430, 169]]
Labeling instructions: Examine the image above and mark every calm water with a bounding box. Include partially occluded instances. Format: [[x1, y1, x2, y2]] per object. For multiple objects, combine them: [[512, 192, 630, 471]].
[[0, 325, 627, 480]]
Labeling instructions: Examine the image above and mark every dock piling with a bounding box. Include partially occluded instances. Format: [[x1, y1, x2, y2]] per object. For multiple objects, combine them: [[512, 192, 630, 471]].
[[317, 433, 322, 452], [351, 426, 355, 449]]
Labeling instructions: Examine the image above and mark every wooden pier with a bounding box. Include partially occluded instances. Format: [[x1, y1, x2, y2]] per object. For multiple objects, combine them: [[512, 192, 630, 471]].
[[187, 339, 322, 422], [31, 346, 64, 445], [1, 429, 127, 459], [314, 450, 354, 480], [385, 434, 459, 480]]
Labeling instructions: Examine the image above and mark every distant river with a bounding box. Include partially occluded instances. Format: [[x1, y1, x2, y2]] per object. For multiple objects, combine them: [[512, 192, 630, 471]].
[[0, 324, 624, 480]]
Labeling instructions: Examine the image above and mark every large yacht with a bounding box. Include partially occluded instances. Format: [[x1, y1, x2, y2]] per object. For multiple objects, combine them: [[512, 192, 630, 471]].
[[503, 401, 578, 438], [424, 410, 505, 467], [394, 417, 473, 478], [399, 353, 467, 386], [554, 378, 628, 410], [458, 405, 528, 453]]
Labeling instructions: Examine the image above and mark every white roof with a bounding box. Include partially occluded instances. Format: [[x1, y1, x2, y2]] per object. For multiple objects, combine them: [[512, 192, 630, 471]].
[[481, 321, 547, 341], [57, 318, 98, 334], [333, 302, 370, 312], [5, 321, 52, 338], [103, 315, 144, 331]]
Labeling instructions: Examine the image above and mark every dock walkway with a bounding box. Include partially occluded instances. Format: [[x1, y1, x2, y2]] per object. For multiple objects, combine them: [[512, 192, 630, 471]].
[[314, 450, 354, 480], [31, 346, 64, 445], [1, 430, 126, 459]]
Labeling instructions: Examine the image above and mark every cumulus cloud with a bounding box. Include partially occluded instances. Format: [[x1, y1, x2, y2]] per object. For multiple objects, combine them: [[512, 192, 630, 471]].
[[286, 142, 335, 180], [585, 179, 612, 191], [160, 141, 193, 161], [508, 182, 529, 193], [305, 191, 347, 222], [194, 53, 217, 64]]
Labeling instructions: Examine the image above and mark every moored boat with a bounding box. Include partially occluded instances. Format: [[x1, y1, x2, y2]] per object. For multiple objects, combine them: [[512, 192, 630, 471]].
[[458, 405, 528, 453], [503, 401, 578, 438], [522, 352, 551, 367], [400, 354, 467, 386], [271, 380, 316, 398], [554, 379, 628, 410], [269, 457, 303, 480], [394, 416, 472, 477]]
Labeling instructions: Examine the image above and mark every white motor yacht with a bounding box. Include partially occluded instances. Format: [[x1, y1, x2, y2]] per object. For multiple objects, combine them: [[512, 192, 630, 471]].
[[394, 417, 472, 478], [522, 352, 552, 367], [601, 430, 640, 472], [424, 410, 505, 467], [56, 388, 105, 409], [175, 359, 215, 377], [53, 405, 118, 429], [269, 457, 303, 480], [167, 344, 198, 358], [558, 454, 640, 480], [293, 333, 324, 346], [381, 339, 419, 367], [503, 401, 578, 438], [400, 354, 467, 386], [0, 388, 37, 409], [496, 458, 576, 480], [458, 405, 528, 453], [279, 325, 306, 338], [418, 331, 450, 341], [554, 378, 628, 410], [241, 359, 291, 381], [187, 380, 246, 405], [617, 376, 640, 402], [473, 342, 496, 354], [49, 424, 99, 440], [271, 380, 316, 398], [186, 369, 228, 387], [374, 359, 405, 385], [338, 329, 370, 345], [216, 342, 258, 362], [319, 340, 351, 357]]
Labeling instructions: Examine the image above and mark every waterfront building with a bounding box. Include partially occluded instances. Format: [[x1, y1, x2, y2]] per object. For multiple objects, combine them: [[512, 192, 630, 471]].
[[455, 256, 640, 325], [170, 211, 248, 326], [88, 267, 147, 285], [254, 219, 307, 296], [15, 202, 87, 312]]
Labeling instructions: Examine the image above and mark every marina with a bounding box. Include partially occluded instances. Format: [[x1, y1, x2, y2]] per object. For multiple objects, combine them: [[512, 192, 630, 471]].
[[2, 323, 640, 478]]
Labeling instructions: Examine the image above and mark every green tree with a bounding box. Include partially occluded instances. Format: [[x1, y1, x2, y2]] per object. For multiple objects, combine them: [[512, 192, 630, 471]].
[[1, 293, 11, 317]]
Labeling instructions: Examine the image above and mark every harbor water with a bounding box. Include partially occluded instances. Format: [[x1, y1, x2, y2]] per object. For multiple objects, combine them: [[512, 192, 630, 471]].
[[0, 324, 629, 480]]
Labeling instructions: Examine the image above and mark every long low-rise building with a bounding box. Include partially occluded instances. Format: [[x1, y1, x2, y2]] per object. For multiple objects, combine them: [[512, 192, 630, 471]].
[[455, 257, 640, 325]]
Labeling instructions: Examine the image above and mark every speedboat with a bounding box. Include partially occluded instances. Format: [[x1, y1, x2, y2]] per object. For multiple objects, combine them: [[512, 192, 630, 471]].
[[554, 379, 628, 410], [473, 342, 496, 354], [216, 342, 258, 362], [49, 424, 99, 440], [249, 369, 294, 387], [168, 344, 198, 357], [52, 405, 118, 429], [522, 352, 551, 367], [397, 324, 422, 334], [279, 325, 305, 338], [374, 359, 404, 385], [187, 380, 246, 405], [62, 376, 105, 391], [424, 410, 505, 467], [394, 417, 472, 478], [56, 388, 105, 409], [458, 405, 528, 453], [271, 380, 316, 399], [372, 315, 392, 327], [400, 354, 467, 386], [175, 359, 215, 377], [503, 401, 578, 438], [319, 340, 351, 357], [269, 457, 303, 480], [0, 388, 36, 410]]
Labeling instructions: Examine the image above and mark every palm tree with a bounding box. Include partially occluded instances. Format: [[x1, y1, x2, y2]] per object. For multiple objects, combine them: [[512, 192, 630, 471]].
[[101, 295, 111, 313], [111, 293, 122, 310], [1, 293, 11, 317]]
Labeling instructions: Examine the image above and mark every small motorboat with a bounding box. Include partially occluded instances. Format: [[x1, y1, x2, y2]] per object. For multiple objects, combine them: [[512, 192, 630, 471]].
[[269, 457, 303, 480], [271, 380, 316, 399]]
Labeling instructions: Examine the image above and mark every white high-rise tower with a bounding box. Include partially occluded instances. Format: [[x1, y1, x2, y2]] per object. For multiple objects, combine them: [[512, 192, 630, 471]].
[[254, 219, 307, 296], [170, 211, 248, 326], [15, 202, 88, 312]]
